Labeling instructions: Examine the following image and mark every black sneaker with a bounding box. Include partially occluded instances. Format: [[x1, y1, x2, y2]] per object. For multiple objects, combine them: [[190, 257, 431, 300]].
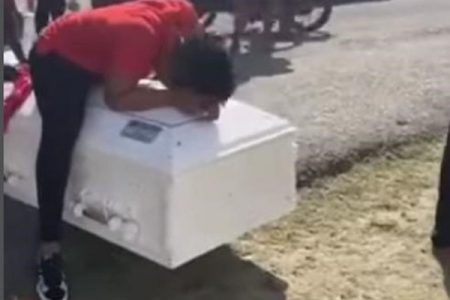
[[36, 254, 69, 300]]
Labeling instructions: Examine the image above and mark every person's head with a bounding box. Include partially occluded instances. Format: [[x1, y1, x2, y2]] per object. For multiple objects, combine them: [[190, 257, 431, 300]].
[[168, 34, 235, 116]]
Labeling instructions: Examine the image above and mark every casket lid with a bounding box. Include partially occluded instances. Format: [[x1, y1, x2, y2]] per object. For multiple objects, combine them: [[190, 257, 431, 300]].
[[83, 85, 296, 174]]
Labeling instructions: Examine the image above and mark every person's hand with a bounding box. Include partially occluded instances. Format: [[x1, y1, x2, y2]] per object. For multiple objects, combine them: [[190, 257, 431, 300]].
[[200, 104, 220, 121], [170, 89, 222, 121], [170, 89, 202, 115]]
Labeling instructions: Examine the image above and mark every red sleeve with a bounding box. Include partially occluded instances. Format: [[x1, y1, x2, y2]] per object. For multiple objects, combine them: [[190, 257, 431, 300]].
[[175, 0, 200, 37], [153, 1, 199, 78], [108, 23, 158, 82]]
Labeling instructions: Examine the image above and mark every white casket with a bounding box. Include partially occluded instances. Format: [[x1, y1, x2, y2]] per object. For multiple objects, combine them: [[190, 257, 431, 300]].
[[3, 81, 297, 268]]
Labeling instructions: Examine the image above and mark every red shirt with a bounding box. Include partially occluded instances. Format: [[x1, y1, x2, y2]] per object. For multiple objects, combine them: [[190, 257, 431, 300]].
[[37, 0, 199, 81]]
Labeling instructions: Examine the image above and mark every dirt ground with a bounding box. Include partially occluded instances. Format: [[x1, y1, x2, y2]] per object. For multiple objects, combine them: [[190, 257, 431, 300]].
[[225, 138, 448, 300]]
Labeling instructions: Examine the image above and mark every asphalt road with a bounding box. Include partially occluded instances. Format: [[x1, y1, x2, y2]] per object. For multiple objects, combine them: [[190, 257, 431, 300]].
[[227, 0, 450, 184]]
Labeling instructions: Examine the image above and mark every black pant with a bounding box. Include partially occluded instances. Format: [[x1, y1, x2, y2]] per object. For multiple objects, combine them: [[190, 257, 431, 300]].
[[5, 0, 27, 63], [29, 47, 100, 242], [35, 0, 65, 34], [433, 126, 450, 249]]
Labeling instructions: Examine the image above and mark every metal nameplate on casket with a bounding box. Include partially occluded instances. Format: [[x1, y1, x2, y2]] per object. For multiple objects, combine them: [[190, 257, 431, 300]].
[[3, 84, 298, 268]]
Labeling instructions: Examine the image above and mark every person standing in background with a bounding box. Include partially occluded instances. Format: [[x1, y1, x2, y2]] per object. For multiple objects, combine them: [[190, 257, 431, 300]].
[[35, 0, 66, 34], [5, 0, 27, 64], [279, 0, 298, 39], [433, 125, 450, 297]]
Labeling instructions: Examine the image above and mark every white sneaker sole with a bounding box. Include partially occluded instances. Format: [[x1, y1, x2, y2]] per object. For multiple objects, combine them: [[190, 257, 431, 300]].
[[36, 277, 69, 300]]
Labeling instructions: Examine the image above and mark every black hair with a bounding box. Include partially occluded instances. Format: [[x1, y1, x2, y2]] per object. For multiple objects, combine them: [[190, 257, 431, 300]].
[[170, 35, 235, 102]]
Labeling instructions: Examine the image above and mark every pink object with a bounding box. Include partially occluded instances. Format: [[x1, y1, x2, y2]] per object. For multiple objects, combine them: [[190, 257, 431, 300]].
[[4, 64, 33, 133]]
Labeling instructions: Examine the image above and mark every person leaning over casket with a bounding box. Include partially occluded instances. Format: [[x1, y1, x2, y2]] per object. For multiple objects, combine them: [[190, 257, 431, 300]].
[[433, 125, 450, 297], [28, 1, 235, 299]]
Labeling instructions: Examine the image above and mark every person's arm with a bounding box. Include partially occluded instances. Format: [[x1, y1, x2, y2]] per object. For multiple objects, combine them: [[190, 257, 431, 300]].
[[104, 19, 216, 116], [103, 74, 214, 116], [103, 75, 175, 111], [104, 73, 222, 121], [103, 23, 180, 111]]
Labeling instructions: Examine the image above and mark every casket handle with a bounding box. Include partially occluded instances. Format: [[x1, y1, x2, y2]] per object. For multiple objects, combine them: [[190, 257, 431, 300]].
[[123, 221, 140, 242], [108, 216, 123, 232], [75, 189, 139, 241], [73, 203, 86, 218]]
